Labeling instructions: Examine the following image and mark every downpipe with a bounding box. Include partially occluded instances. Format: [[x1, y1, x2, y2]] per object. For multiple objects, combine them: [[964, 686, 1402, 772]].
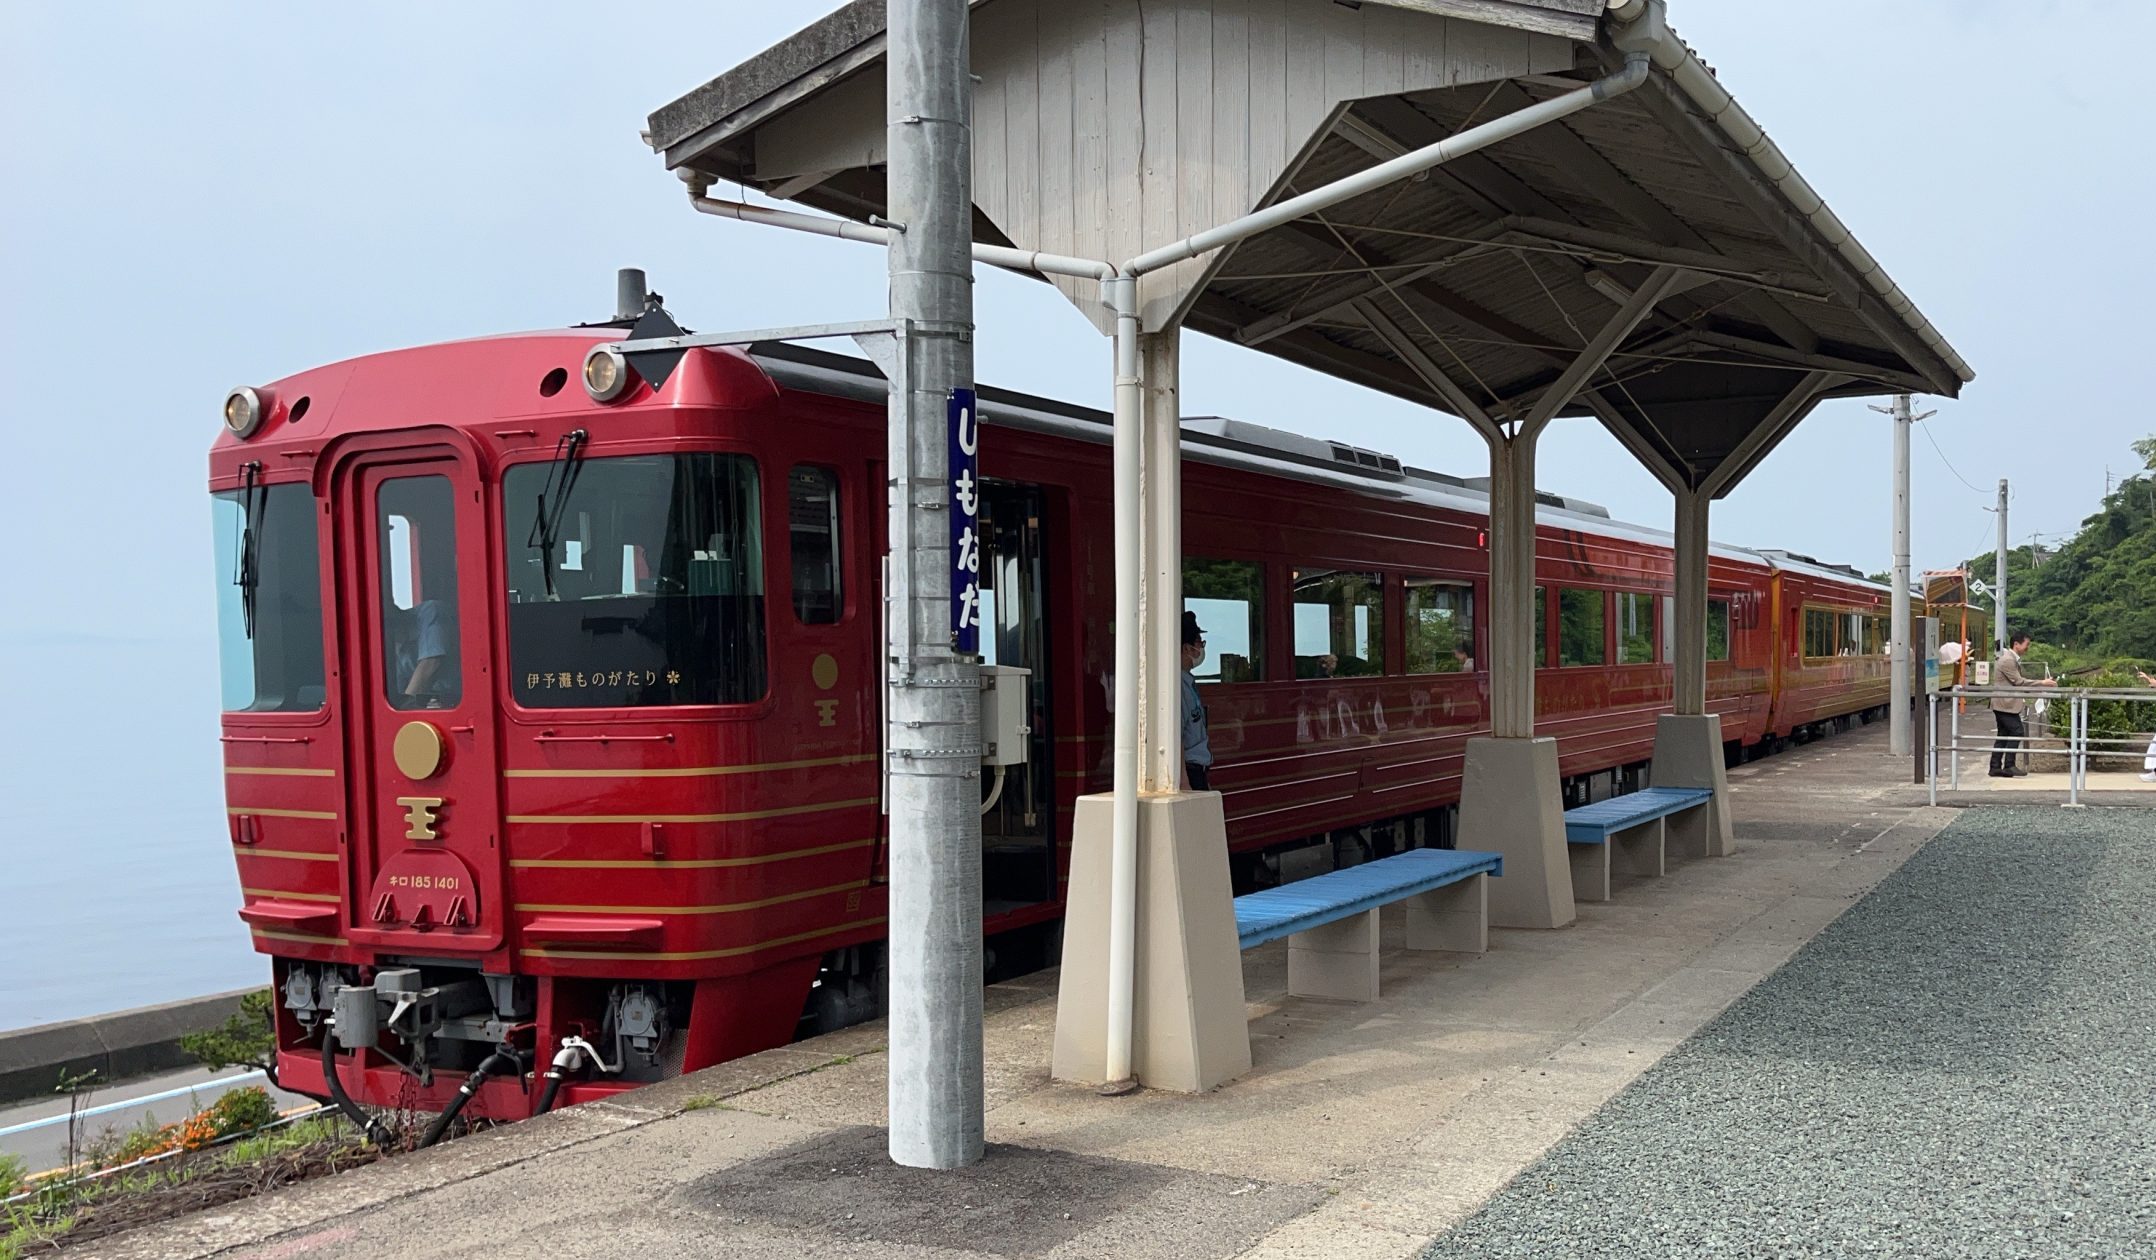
[[1102, 274, 1143, 1095]]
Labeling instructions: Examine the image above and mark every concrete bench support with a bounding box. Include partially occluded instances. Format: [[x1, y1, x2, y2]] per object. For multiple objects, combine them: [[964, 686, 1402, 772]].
[[1568, 839, 1611, 903], [1287, 910, 1382, 1002], [1612, 819, 1667, 879], [1405, 872, 1489, 954]]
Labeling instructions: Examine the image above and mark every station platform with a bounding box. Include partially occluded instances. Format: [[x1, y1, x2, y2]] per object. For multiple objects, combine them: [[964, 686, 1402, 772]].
[[86, 724, 2149, 1260]]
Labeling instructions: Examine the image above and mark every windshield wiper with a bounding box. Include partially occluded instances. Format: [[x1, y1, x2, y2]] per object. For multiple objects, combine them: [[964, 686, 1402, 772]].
[[235, 461, 268, 639], [527, 428, 590, 597]]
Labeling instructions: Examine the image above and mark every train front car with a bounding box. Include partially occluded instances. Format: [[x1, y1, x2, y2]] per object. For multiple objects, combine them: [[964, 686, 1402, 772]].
[[212, 317, 887, 1122]]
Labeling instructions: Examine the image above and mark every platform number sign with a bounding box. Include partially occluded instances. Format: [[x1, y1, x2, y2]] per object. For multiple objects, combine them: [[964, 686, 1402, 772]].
[[949, 388, 981, 655]]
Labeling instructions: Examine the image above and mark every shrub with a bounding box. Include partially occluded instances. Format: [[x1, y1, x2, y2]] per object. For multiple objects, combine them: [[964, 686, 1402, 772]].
[[208, 1087, 279, 1138], [2047, 672, 2156, 768], [0, 1151, 27, 1199]]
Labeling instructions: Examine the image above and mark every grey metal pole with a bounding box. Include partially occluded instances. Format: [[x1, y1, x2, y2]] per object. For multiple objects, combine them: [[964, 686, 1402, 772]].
[[1889, 394, 1913, 758], [884, 0, 983, 1171], [1995, 479, 2009, 651], [1487, 434, 1539, 739]]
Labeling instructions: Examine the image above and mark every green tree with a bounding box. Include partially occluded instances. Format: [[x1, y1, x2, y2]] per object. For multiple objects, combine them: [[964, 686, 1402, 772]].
[[179, 990, 277, 1075]]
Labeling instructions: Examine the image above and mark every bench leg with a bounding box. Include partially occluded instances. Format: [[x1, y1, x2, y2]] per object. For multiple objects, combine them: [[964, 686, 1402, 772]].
[[1566, 841, 1611, 904], [1287, 909, 1381, 1001], [1405, 873, 1489, 954], [1664, 805, 1709, 863], [1611, 818, 1666, 878]]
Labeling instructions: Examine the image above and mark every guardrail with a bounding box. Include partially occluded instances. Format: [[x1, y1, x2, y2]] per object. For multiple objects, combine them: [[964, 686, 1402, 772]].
[[1927, 686, 2156, 806]]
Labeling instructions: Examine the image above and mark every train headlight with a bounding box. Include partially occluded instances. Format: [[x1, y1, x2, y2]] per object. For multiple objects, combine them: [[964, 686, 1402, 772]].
[[223, 387, 267, 438], [583, 346, 631, 402]]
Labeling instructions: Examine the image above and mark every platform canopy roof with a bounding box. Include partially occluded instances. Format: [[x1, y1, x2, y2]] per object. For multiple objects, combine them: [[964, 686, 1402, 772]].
[[647, 0, 1971, 498]]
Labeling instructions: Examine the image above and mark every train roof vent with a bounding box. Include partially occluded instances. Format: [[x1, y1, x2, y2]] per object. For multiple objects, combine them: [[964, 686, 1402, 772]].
[[1328, 442, 1405, 478], [1181, 417, 1403, 480]]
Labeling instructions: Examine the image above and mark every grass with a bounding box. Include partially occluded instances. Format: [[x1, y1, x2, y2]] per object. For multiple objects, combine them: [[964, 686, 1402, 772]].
[[679, 1095, 728, 1113], [2, 1112, 368, 1258]]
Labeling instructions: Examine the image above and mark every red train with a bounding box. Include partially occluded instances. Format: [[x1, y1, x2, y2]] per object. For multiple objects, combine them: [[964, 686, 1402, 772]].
[[211, 297, 1891, 1124]]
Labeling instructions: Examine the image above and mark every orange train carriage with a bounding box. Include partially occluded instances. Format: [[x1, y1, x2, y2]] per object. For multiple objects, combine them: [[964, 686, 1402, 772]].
[[211, 302, 1893, 1122]]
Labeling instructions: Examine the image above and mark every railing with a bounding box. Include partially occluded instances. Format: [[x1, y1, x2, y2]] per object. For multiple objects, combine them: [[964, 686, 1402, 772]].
[[1927, 686, 2156, 806]]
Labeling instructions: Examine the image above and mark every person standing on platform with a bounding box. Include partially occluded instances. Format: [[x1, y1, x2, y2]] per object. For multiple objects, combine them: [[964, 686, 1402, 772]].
[[1181, 611, 1213, 791], [1990, 632, 2056, 777]]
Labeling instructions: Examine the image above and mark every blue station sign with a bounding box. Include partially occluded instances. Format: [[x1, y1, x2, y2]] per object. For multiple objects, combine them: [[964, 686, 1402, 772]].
[[949, 387, 981, 655]]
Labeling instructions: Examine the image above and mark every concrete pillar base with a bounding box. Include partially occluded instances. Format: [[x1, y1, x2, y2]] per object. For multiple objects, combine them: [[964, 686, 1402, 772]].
[[1459, 736, 1574, 929], [1651, 714, 1735, 858], [1051, 792, 1252, 1093]]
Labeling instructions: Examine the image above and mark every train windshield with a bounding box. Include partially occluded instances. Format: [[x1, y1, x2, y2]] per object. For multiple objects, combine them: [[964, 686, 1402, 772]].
[[211, 484, 327, 712], [503, 453, 766, 708]]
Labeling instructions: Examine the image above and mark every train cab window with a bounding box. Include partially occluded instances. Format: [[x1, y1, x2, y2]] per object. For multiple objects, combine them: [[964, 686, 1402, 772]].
[[211, 483, 326, 712], [787, 465, 842, 625], [1292, 569, 1384, 678], [1558, 589, 1607, 667], [1184, 558, 1264, 683], [1616, 592, 1656, 665], [503, 453, 765, 708], [1405, 579, 1475, 674], [377, 476, 463, 710]]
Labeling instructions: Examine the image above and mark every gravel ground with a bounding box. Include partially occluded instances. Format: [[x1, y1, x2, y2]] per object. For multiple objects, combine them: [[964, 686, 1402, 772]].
[[1423, 808, 2156, 1260]]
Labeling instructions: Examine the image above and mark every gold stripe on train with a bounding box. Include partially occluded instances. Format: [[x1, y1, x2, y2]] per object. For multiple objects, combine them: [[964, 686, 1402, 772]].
[[509, 837, 878, 871], [503, 753, 876, 779], [514, 879, 872, 917], [224, 766, 337, 778], [226, 806, 339, 820], [232, 847, 340, 862], [505, 797, 879, 825], [522, 916, 888, 962], [249, 929, 350, 947], [240, 888, 342, 903]]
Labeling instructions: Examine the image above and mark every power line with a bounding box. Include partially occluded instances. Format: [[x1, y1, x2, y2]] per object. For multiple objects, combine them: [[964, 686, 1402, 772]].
[[1918, 418, 1988, 496]]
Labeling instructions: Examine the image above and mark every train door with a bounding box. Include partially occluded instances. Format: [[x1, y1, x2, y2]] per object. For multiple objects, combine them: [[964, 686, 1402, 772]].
[[977, 481, 1054, 913], [340, 452, 506, 954]]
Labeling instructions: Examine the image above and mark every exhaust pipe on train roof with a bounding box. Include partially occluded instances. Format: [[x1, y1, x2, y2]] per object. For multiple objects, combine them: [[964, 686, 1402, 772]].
[[616, 268, 649, 322]]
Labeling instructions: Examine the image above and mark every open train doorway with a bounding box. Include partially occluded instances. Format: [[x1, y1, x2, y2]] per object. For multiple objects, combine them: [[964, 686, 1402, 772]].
[[976, 481, 1054, 916]]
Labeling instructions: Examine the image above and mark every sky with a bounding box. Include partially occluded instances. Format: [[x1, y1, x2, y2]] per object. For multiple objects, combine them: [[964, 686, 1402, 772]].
[[2, 2, 2151, 1019]]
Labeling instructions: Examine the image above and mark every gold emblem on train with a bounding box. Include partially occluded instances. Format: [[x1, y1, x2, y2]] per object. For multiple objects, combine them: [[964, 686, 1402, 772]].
[[397, 796, 445, 841], [393, 720, 446, 780], [813, 653, 840, 727]]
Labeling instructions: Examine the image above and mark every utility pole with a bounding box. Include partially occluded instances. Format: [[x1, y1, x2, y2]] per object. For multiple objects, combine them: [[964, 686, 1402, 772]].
[[884, 0, 983, 1170], [1872, 394, 1933, 757], [1995, 479, 2009, 651]]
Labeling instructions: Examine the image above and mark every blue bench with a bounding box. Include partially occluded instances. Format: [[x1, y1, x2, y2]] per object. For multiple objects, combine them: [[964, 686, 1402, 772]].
[[1562, 787, 1713, 902], [1233, 847, 1503, 1001]]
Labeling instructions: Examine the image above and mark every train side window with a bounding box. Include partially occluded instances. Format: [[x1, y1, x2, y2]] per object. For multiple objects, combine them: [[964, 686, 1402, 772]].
[[1558, 588, 1607, 667], [1534, 586, 1548, 668], [1404, 578, 1474, 674], [1292, 568, 1385, 678], [1185, 557, 1264, 683], [787, 465, 842, 625], [1616, 592, 1656, 665], [1802, 607, 1837, 659], [1657, 597, 1733, 663]]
